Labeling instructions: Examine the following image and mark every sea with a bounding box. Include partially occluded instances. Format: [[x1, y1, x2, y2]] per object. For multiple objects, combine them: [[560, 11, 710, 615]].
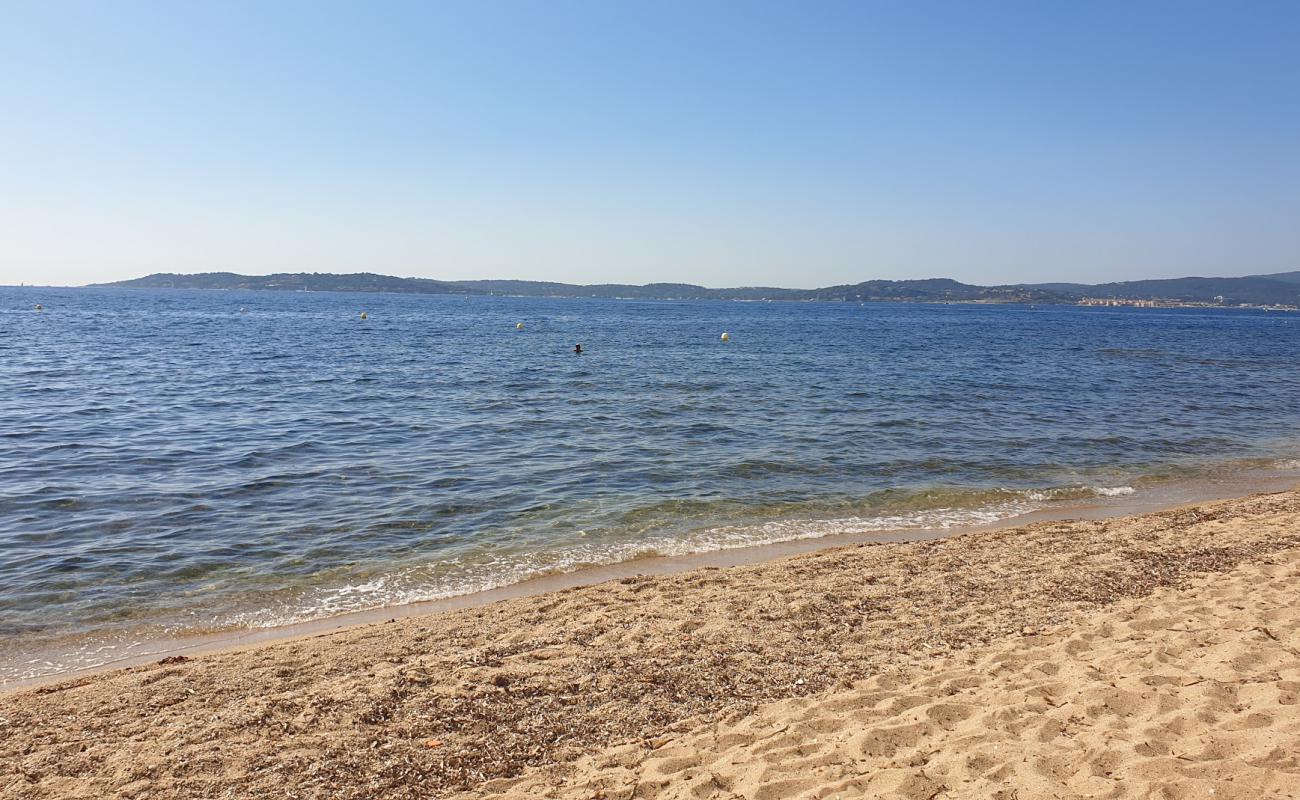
[[3, 286, 1300, 684]]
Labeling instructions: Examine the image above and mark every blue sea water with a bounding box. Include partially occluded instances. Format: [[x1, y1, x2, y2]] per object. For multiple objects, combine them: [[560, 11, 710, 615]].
[[2, 286, 1299, 681]]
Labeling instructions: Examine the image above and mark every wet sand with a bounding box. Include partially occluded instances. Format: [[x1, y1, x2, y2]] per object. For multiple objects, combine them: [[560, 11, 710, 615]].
[[8, 467, 1298, 692], [4, 487, 1300, 799]]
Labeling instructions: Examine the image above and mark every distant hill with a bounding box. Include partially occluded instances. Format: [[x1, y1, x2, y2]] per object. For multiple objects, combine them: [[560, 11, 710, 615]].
[[451, 280, 750, 300], [97, 271, 485, 295], [91, 270, 1300, 306], [1025, 274, 1300, 305], [1252, 271, 1300, 286], [92, 272, 1054, 303], [802, 279, 1059, 304]]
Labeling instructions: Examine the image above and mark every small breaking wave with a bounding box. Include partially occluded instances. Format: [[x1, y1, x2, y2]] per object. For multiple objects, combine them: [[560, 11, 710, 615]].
[[219, 483, 1141, 630], [1096, 485, 1136, 496]]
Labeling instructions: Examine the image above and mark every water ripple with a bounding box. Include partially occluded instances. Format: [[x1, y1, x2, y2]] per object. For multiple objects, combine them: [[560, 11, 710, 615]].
[[2, 287, 1300, 681]]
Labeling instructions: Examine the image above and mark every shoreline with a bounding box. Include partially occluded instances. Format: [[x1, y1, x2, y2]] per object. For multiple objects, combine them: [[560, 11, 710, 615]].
[[24, 282, 1300, 311], [5, 486, 1300, 798], [5, 466, 1300, 694]]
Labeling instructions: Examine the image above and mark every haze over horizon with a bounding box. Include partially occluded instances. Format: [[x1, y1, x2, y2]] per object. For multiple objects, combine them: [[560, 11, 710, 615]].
[[2, 1, 1298, 289]]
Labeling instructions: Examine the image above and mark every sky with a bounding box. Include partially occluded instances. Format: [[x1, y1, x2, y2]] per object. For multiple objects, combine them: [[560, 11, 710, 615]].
[[1, 1, 1298, 289]]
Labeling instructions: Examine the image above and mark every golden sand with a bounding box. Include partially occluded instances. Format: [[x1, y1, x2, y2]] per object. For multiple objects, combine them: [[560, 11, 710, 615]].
[[4, 489, 1300, 799], [484, 549, 1300, 799]]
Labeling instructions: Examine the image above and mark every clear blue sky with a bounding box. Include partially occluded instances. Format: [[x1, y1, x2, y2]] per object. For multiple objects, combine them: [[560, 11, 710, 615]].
[[2, 1, 1297, 288]]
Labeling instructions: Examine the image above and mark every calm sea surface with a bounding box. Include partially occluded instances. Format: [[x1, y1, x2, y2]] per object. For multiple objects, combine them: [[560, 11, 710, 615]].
[[3, 287, 1299, 681]]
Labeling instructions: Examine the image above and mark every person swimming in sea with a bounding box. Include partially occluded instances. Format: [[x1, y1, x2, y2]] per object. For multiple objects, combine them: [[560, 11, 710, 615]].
[[573, 343, 583, 354]]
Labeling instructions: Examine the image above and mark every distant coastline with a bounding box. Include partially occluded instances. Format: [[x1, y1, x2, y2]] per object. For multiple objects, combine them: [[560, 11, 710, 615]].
[[88, 269, 1300, 308]]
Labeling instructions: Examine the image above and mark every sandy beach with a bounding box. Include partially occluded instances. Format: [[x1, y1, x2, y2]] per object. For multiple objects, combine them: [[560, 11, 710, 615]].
[[10, 4, 1300, 798], [4, 488, 1300, 799]]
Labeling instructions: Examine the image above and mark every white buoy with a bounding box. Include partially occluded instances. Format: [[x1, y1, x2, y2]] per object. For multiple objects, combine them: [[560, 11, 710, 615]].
[[360, 311, 369, 320], [516, 322, 524, 330], [239, 307, 247, 314], [720, 331, 731, 342]]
